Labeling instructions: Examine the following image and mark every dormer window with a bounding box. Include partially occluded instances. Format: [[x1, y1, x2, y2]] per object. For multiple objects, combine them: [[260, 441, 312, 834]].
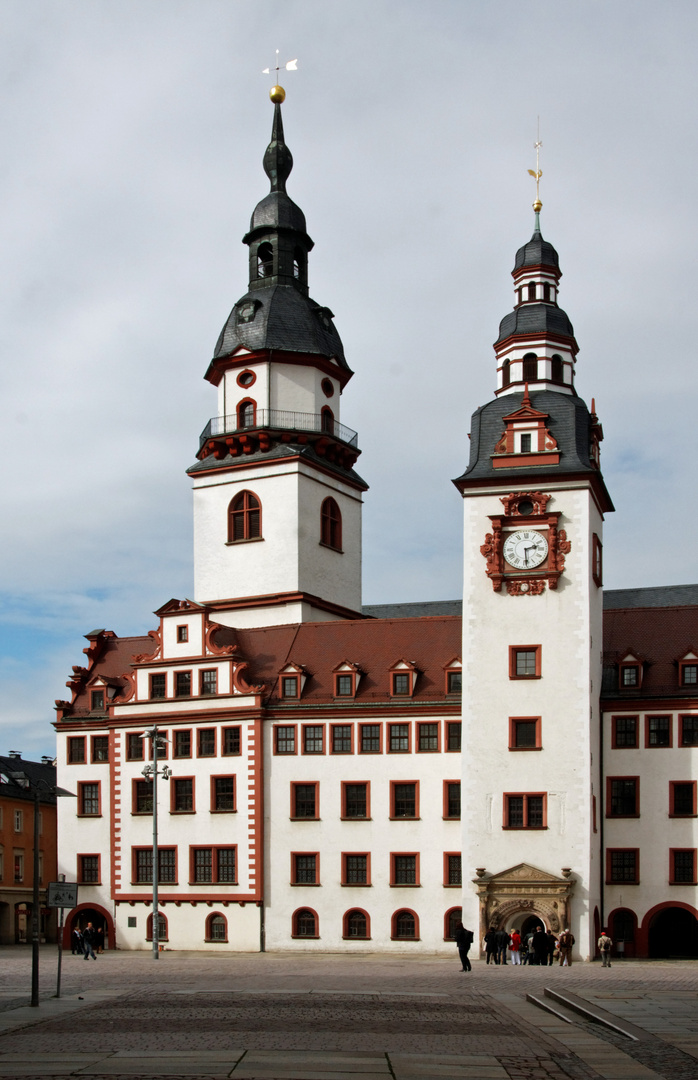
[[392, 674, 410, 695], [520, 433, 532, 453], [282, 676, 299, 699], [679, 655, 698, 687], [389, 660, 418, 698], [444, 659, 462, 696], [257, 242, 273, 278], [176, 625, 188, 644], [333, 662, 361, 698], [91, 690, 105, 712], [619, 657, 642, 689], [278, 663, 307, 700]]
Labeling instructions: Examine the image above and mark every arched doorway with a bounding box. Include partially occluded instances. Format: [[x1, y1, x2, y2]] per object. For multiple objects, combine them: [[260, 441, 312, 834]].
[[520, 914, 546, 938], [649, 906, 698, 958], [64, 904, 115, 951], [0, 902, 12, 945]]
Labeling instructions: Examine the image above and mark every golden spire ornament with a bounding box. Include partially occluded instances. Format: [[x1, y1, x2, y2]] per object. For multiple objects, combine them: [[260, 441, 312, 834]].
[[527, 119, 543, 214], [262, 50, 298, 103]]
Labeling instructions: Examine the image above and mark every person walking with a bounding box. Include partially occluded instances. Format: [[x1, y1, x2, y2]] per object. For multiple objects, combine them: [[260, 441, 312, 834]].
[[532, 925, 549, 966], [558, 928, 575, 966], [495, 927, 510, 965], [509, 928, 522, 965], [454, 921, 474, 972], [598, 929, 612, 967], [82, 922, 98, 960], [484, 927, 498, 964], [71, 928, 83, 955]]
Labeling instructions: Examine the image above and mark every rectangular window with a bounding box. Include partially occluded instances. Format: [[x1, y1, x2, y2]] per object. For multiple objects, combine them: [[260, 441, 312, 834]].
[[172, 778, 193, 813], [133, 779, 153, 815], [14, 853, 23, 883], [292, 783, 318, 819], [670, 781, 696, 817], [14, 810, 23, 833], [292, 854, 317, 884], [447, 722, 462, 751], [174, 730, 191, 758], [67, 736, 85, 764], [342, 782, 368, 819], [150, 673, 166, 699], [607, 849, 639, 884], [509, 717, 541, 750], [671, 849, 696, 884], [190, 846, 236, 884], [213, 776, 236, 812], [504, 793, 546, 829], [612, 716, 638, 749], [418, 723, 439, 752], [389, 724, 410, 753], [681, 716, 698, 746], [446, 854, 462, 885], [681, 663, 698, 687], [193, 847, 212, 883], [198, 728, 216, 757], [91, 736, 109, 763], [79, 855, 100, 884], [124, 732, 143, 761], [91, 690, 105, 712], [176, 625, 189, 643], [509, 646, 541, 679], [592, 534, 603, 587], [217, 847, 236, 883], [281, 676, 299, 699], [446, 670, 462, 695], [608, 777, 639, 817], [621, 665, 640, 688], [445, 781, 461, 819], [222, 727, 241, 755], [342, 853, 369, 885], [391, 854, 418, 885], [646, 715, 672, 748], [79, 782, 100, 817], [331, 725, 352, 754], [335, 674, 354, 697], [275, 726, 296, 754], [392, 673, 410, 696], [303, 726, 324, 754], [135, 848, 176, 884], [175, 671, 191, 697], [200, 669, 217, 696], [360, 724, 381, 753], [391, 782, 417, 819]]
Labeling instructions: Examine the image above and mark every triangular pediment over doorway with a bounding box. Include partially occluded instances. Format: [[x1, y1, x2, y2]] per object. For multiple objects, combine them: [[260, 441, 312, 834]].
[[484, 862, 569, 885]]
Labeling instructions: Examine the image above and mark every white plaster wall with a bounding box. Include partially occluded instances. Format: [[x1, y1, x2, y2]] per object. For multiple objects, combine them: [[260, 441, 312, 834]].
[[269, 363, 341, 420], [114, 900, 260, 952], [297, 466, 362, 614], [161, 614, 204, 660]]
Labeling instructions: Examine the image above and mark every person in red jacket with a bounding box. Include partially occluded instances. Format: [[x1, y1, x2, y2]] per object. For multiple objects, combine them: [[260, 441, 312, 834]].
[[509, 928, 522, 965]]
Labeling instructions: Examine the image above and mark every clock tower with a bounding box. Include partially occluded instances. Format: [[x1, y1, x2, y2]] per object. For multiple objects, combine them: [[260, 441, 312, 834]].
[[454, 204, 613, 958]]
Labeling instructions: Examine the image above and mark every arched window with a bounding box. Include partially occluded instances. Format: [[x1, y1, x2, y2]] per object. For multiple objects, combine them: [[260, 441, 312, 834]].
[[293, 908, 318, 938], [551, 355, 564, 383], [228, 491, 261, 543], [321, 497, 342, 551], [527, 282, 536, 301], [344, 909, 369, 940], [146, 912, 168, 942], [502, 359, 511, 387], [257, 242, 273, 278], [392, 909, 418, 940], [293, 246, 306, 282], [206, 913, 227, 942], [543, 282, 551, 302], [611, 909, 636, 942], [522, 353, 538, 382], [321, 406, 335, 435], [516, 288, 523, 307], [445, 907, 462, 941], [237, 399, 256, 429]]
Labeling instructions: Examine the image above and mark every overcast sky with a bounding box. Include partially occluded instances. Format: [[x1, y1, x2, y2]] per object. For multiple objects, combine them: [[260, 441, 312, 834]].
[[1, 0, 697, 758]]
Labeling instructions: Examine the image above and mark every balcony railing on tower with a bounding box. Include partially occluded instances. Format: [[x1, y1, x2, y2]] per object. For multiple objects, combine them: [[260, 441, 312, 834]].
[[199, 409, 359, 451]]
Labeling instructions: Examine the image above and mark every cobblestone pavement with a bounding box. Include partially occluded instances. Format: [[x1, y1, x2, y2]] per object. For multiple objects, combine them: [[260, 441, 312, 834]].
[[0, 949, 696, 1078]]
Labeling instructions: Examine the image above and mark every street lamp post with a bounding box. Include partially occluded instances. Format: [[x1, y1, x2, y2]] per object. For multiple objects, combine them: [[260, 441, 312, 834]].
[[141, 727, 171, 959]]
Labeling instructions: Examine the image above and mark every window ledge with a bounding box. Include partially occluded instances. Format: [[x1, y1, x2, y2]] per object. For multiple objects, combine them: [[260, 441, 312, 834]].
[[341, 882, 371, 887], [292, 935, 320, 940], [318, 542, 343, 554], [343, 935, 371, 940], [170, 810, 195, 815], [669, 813, 697, 819], [390, 883, 420, 888], [606, 879, 639, 886], [391, 937, 420, 942], [509, 747, 543, 752], [502, 826, 548, 831], [443, 884, 462, 888], [443, 817, 461, 822], [670, 880, 697, 886], [225, 537, 265, 546], [205, 938, 229, 943], [77, 814, 102, 819], [606, 814, 640, 820], [210, 809, 237, 815], [291, 882, 321, 887], [290, 817, 320, 822], [340, 816, 371, 822], [389, 817, 419, 822]]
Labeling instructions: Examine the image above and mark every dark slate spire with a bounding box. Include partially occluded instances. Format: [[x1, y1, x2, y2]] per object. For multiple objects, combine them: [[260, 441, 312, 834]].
[[263, 102, 293, 192], [514, 224, 560, 272]]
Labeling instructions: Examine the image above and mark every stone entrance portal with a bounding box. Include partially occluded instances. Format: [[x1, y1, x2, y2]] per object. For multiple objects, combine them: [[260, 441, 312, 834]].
[[473, 863, 574, 950]]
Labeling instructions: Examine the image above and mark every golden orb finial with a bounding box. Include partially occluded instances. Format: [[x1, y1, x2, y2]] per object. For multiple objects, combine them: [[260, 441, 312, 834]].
[[533, 198, 542, 213], [270, 84, 286, 104]]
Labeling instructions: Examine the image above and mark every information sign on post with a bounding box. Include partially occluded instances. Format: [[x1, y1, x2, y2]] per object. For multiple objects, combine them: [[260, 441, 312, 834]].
[[47, 882, 78, 909]]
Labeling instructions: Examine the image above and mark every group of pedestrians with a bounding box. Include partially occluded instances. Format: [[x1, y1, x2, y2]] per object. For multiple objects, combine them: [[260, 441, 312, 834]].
[[483, 924, 576, 966], [70, 922, 102, 959]]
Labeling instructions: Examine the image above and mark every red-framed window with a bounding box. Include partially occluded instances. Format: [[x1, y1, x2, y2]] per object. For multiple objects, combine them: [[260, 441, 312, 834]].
[[275, 725, 297, 754], [388, 723, 411, 753], [320, 497, 342, 551], [149, 672, 167, 699], [331, 724, 353, 754], [333, 666, 359, 698], [359, 724, 382, 753], [321, 405, 334, 434], [189, 847, 236, 884], [211, 775, 236, 812], [446, 722, 461, 751], [509, 716, 542, 751], [175, 671, 192, 698], [133, 847, 177, 885], [670, 781, 697, 817], [680, 660, 698, 688], [292, 908, 318, 938], [680, 716, 698, 747], [291, 852, 319, 885], [228, 490, 262, 542], [176, 625, 189, 644], [67, 736, 86, 764], [205, 912, 228, 942], [171, 777, 194, 813], [78, 854, 101, 884], [390, 853, 419, 886], [200, 669, 217, 696], [503, 793, 547, 829], [197, 728, 216, 757], [291, 782, 319, 820], [280, 674, 300, 700], [444, 853, 462, 886], [619, 661, 641, 689], [173, 729, 192, 758], [341, 853, 370, 886], [222, 726, 241, 756], [341, 781, 369, 820], [670, 849, 697, 884], [91, 736, 109, 763], [236, 369, 256, 388], [509, 645, 541, 679], [607, 776, 640, 817], [592, 534, 603, 586], [444, 661, 462, 695], [90, 689, 105, 712], [391, 672, 412, 697], [125, 732, 144, 761], [444, 907, 463, 941], [237, 398, 256, 429], [443, 781, 460, 820], [391, 909, 419, 940], [78, 782, 101, 817], [612, 715, 638, 749], [646, 715, 672, 748], [343, 908, 370, 939], [417, 723, 439, 752], [146, 912, 168, 942], [390, 781, 418, 820], [302, 724, 325, 755], [132, 779, 153, 815], [606, 849, 639, 885]]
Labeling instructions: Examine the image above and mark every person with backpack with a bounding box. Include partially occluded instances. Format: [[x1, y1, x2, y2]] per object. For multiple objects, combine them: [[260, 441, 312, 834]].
[[558, 928, 575, 966], [598, 929, 612, 967], [455, 921, 474, 971]]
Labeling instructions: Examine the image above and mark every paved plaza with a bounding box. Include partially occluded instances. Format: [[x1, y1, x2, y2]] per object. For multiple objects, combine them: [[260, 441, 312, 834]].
[[0, 949, 697, 1079]]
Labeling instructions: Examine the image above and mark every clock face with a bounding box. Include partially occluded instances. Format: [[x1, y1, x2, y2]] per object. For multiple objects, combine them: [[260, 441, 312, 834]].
[[503, 529, 549, 570]]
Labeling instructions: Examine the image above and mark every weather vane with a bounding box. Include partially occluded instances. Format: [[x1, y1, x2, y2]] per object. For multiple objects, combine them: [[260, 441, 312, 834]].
[[527, 118, 542, 213], [262, 50, 298, 103]]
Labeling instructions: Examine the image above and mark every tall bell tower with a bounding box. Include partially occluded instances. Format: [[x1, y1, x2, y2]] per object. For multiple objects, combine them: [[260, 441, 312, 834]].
[[454, 187, 614, 958], [188, 86, 367, 628]]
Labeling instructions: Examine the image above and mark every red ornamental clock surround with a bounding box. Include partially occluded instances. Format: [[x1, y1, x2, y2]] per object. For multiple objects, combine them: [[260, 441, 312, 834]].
[[480, 491, 571, 595]]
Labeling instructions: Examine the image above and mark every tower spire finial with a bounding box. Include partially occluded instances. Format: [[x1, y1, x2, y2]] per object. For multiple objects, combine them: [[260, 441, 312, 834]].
[[527, 118, 543, 229], [262, 50, 298, 105]]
